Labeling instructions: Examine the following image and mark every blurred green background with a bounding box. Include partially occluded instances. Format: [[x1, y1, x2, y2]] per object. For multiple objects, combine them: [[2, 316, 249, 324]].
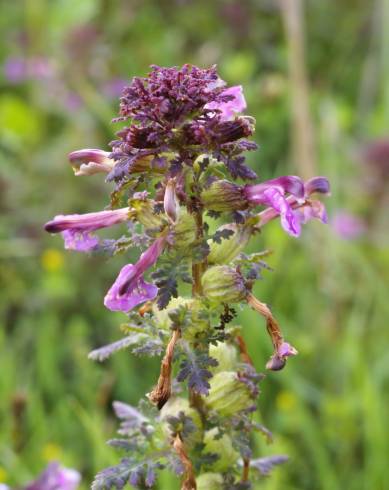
[[0, 1, 388, 489]]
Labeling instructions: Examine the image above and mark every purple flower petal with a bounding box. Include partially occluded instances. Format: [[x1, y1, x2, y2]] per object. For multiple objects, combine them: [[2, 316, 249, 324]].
[[205, 85, 246, 120], [45, 209, 129, 234], [294, 200, 328, 225], [25, 462, 80, 490], [61, 230, 99, 252], [277, 342, 298, 358], [244, 175, 305, 202], [304, 177, 331, 196], [261, 188, 301, 237], [104, 265, 158, 312], [118, 236, 166, 296]]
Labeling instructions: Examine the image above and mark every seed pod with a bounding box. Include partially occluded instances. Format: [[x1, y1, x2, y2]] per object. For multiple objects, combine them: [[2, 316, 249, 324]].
[[196, 472, 223, 490], [201, 266, 247, 305], [172, 209, 197, 247], [159, 397, 203, 447], [203, 428, 239, 471], [201, 180, 247, 212], [209, 342, 238, 373], [153, 297, 209, 340], [204, 371, 254, 417], [208, 223, 253, 265]]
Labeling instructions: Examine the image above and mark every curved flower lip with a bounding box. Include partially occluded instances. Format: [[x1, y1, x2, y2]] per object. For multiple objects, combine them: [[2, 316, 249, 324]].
[[243, 175, 305, 202], [68, 148, 114, 176], [205, 85, 247, 120], [117, 235, 166, 296], [44, 208, 130, 233], [104, 235, 166, 312], [304, 176, 331, 196], [295, 200, 328, 225], [104, 265, 158, 312]]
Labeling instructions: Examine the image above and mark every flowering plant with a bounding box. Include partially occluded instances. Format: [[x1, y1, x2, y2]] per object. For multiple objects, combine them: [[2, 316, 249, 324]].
[[45, 65, 329, 489]]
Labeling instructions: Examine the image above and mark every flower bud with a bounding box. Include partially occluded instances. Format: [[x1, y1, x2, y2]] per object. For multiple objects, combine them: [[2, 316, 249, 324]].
[[172, 209, 197, 247], [164, 178, 180, 223], [160, 397, 203, 446], [201, 266, 247, 305], [201, 180, 247, 212], [196, 473, 223, 490], [203, 428, 239, 471], [209, 342, 238, 373], [208, 223, 253, 265], [204, 371, 254, 417], [68, 149, 114, 176]]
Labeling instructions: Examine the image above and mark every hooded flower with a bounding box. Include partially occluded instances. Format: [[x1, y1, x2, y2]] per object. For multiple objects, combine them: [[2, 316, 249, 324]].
[[25, 462, 80, 490], [243, 176, 304, 237], [44, 208, 130, 252], [255, 176, 331, 235], [205, 85, 247, 120], [104, 235, 166, 312], [201, 175, 305, 236], [68, 149, 115, 176]]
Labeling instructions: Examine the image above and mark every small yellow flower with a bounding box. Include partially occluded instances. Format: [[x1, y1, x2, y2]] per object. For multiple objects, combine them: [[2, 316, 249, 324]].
[[276, 390, 297, 412], [42, 442, 63, 461], [41, 249, 64, 272], [0, 466, 8, 482]]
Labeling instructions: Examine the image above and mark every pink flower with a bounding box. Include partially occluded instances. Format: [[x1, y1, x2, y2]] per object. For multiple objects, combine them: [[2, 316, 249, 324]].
[[332, 211, 365, 240], [44, 208, 130, 252], [256, 176, 331, 236], [205, 85, 247, 120], [104, 236, 166, 312], [25, 462, 80, 490], [245, 176, 305, 237]]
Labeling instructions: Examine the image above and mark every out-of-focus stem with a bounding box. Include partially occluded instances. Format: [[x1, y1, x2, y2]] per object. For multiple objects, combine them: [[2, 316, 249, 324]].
[[279, 0, 316, 179]]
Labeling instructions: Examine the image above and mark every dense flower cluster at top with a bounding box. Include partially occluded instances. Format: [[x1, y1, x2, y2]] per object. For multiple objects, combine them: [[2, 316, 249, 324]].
[[45, 64, 330, 490], [107, 64, 257, 182]]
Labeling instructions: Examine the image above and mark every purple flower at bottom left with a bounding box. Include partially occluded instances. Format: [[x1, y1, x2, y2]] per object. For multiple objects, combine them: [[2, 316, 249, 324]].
[[24, 462, 80, 490]]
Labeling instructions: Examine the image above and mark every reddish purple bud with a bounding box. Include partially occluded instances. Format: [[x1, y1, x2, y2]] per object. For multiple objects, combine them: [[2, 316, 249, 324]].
[[68, 149, 114, 176], [164, 178, 180, 223], [205, 85, 246, 120], [266, 342, 298, 371]]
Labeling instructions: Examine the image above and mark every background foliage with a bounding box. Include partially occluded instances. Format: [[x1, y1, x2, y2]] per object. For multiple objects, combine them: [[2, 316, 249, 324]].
[[0, 1, 388, 489]]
